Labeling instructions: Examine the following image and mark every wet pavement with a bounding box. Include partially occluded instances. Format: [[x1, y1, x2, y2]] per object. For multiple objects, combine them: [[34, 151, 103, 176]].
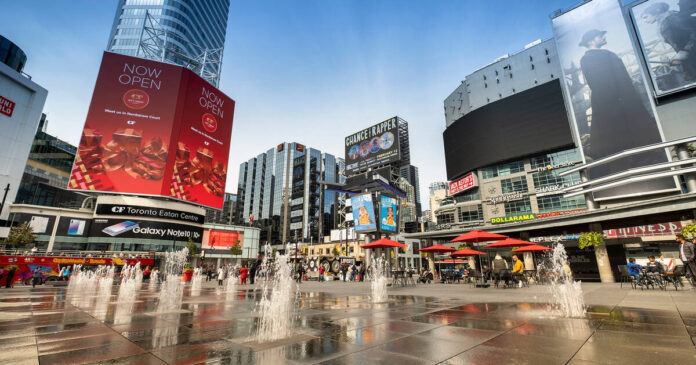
[[1, 281, 695, 364]]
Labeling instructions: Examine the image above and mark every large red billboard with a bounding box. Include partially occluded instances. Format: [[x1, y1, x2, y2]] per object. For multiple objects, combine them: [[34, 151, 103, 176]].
[[202, 229, 244, 250], [68, 52, 235, 209]]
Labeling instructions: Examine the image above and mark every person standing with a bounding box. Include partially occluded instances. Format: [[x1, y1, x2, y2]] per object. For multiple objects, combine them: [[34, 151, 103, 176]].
[[5, 266, 16, 288], [63, 266, 71, 281], [679, 235, 696, 285], [0, 266, 5, 286], [295, 262, 304, 284], [249, 254, 262, 285], [318, 264, 325, 282], [239, 265, 248, 285], [341, 262, 349, 282], [217, 266, 225, 286], [32, 266, 42, 288], [143, 266, 151, 281]]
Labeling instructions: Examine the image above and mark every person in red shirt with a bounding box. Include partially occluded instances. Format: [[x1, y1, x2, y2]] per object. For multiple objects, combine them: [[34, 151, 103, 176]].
[[239, 265, 248, 285], [143, 267, 151, 281]]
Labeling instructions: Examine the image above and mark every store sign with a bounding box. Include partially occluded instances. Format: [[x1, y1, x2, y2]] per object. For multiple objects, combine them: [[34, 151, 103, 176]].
[[531, 161, 579, 173], [605, 221, 682, 239], [535, 184, 574, 197], [449, 172, 477, 195], [491, 213, 537, 225], [90, 219, 203, 242], [95, 204, 204, 224], [488, 192, 523, 205], [0, 94, 16, 117], [536, 209, 586, 219], [530, 235, 581, 243]]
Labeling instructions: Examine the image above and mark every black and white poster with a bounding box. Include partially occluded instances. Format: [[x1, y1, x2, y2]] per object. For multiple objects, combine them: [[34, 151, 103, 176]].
[[552, 0, 677, 200]]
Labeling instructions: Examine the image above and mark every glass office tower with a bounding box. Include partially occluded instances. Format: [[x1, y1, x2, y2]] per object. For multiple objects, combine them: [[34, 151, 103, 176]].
[[106, 0, 230, 86]]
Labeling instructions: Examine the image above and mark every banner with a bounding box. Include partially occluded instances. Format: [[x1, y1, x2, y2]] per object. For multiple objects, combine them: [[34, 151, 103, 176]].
[[350, 194, 376, 232], [68, 52, 235, 209], [202, 229, 243, 249], [552, 0, 675, 200], [449, 172, 477, 195], [345, 117, 401, 175], [95, 204, 204, 224], [90, 218, 203, 242], [631, 0, 696, 96], [380, 195, 398, 232]]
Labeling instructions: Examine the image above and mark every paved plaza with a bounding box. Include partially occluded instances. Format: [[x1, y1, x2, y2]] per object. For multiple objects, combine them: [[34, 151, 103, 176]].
[[1, 281, 695, 364]]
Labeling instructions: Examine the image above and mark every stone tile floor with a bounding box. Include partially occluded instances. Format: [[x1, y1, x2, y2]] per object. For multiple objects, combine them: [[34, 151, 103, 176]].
[[0, 281, 695, 364]]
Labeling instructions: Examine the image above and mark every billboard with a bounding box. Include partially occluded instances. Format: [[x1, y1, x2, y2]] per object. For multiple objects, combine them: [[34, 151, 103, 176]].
[[68, 52, 235, 209], [449, 172, 478, 195], [202, 229, 243, 250], [552, 0, 676, 200], [631, 0, 696, 96], [350, 193, 376, 232], [443, 80, 574, 180], [345, 117, 400, 175], [379, 195, 398, 232], [89, 218, 203, 243]]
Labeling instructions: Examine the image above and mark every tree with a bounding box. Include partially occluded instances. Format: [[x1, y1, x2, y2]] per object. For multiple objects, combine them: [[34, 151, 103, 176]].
[[5, 222, 35, 247], [230, 240, 242, 255], [457, 244, 470, 251], [578, 231, 604, 250], [186, 238, 200, 256]]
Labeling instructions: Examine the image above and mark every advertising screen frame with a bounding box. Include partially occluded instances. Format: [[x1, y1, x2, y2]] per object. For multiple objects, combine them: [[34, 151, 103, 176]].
[[350, 193, 377, 232], [449, 172, 478, 196], [202, 229, 244, 250], [379, 195, 398, 232], [344, 117, 401, 175], [67, 52, 235, 209], [551, 0, 677, 201], [630, 0, 696, 97]]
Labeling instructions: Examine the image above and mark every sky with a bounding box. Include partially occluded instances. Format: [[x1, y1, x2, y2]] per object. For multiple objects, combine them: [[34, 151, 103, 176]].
[[1, 0, 581, 210]]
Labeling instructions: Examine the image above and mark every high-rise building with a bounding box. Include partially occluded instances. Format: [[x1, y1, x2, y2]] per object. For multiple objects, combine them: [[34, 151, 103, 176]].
[[233, 143, 344, 245], [399, 164, 421, 217], [428, 181, 448, 223], [205, 193, 236, 224], [106, 0, 231, 86], [395, 177, 417, 231]]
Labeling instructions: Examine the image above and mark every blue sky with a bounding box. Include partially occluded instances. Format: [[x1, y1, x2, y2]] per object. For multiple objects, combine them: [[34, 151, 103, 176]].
[[1, 0, 580, 209]]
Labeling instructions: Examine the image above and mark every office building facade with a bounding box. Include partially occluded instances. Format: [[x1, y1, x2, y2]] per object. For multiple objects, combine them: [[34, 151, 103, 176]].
[[399, 164, 422, 218], [234, 143, 344, 245], [106, 0, 231, 86]]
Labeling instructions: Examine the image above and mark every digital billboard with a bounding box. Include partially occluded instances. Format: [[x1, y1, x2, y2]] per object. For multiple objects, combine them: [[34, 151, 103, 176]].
[[552, 0, 676, 200], [379, 195, 398, 232], [202, 229, 243, 250], [443, 80, 574, 180], [350, 193, 376, 232], [345, 117, 400, 175], [631, 0, 696, 96], [89, 218, 203, 243], [68, 52, 235, 209], [449, 172, 478, 195]]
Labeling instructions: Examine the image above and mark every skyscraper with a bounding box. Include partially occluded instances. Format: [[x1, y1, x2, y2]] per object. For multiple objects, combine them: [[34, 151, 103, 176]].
[[399, 164, 421, 217], [106, 0, 231, 86], [234, 143, 344, 245]]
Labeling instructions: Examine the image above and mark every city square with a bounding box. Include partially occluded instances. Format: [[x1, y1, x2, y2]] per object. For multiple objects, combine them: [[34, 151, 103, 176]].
[[2, 0, 696, 363]]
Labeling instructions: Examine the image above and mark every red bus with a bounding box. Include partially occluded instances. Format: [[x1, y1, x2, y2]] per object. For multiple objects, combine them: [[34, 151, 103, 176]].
[[0, 254, 155, 286]]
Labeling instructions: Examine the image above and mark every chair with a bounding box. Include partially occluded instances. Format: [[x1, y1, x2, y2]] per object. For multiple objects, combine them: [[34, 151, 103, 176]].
[[672, 265, 686, 290], [617, 265, 633, 289]]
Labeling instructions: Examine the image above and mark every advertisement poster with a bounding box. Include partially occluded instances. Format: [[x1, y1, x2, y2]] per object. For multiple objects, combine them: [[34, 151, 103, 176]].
[[552, 0, 675, 200], [631, 0, 696, 96], [202, 229, 243, 249], [379, 195, 398, 232], [350, 193, 376, 232], [29, 216, 49, 234], [56, 216, 90, 237], [449, 172, 477, 195], [68, 52, 235, 209], [90, 218, 203, 243], [345, 117, 401, 175]]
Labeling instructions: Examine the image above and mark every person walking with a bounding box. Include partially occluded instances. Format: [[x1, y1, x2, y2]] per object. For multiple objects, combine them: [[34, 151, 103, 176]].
[[359, 264, 365, 282], [63, 266, 71, 281], [350, 263, 357, 282], [58, 266, 65, 281], [341, 262, 349, 282], [32, 266, 42, 288], [0, 266, 5, 287], [217, 266, 225, 286], [5, 266, 16, 288], [318, 264, 325, 282], [295, 262, 304, 284], [249, 254, 262, 285], [681, 235, 696, 285], [239, 265, 248, 285]]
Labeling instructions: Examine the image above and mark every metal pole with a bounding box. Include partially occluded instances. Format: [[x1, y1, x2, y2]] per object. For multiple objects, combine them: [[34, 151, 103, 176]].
[[0, 183, 10, 219]]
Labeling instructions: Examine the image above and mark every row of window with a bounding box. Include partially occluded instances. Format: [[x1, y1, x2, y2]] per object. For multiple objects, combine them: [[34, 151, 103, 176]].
[[503, 194, 586, 215], [481, 149, 581, 180]]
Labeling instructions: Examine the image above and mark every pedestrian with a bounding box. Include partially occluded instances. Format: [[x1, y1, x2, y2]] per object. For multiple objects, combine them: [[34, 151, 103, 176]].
[[143, 266, 151, 281], [5, 266, 16, 288], [295, 261, 304, 284], [0, 266, 5, 286], [359, 264, 365, 282], [63, 266, 71, 281], [217, 266, 225, 286], [250, 254, 262, 285], [318, 264, 325, 282], [341, 262, 348, 282], [350, 263, 357, 282], [239, 265, 248, 285], [32, 266, 42, 288], [58, 266, 65, 281]]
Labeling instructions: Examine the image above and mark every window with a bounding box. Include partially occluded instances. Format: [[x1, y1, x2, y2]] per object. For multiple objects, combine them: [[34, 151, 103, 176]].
[[457, 205, 483, 223], [531, 64, 535, 70], [437, 213, 455, 224], [454, 190, 479, 203], [504, 197, 532, 215], [536, 194, 586, 213], [529, 56, 533, 61], [547, 57, 551, 63], [481, 160, 524, 179], [533, 168, 582, 189], [501, 176, 528, 193], [484, 83, 487, 88], [496, 79, 500, 84], [530, 149, 582, 170]]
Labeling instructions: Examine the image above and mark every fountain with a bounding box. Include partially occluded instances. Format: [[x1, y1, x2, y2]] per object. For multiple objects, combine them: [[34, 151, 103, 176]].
[[149, 269, 159, 290], [117, 263, 142, 304], [156, 247, 189, 313], [226, 266, 238, 301], [255, 250, 296, 342], [191, 267, 202, 295], [542, 242, 586, 318], [371, 254, 389, 303]]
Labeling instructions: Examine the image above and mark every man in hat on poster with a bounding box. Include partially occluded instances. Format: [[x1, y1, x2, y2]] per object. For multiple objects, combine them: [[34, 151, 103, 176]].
[[578, 29, 666, 184]]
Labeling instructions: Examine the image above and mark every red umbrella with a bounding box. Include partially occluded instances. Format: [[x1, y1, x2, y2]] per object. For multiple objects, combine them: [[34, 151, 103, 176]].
[[419, 244, 456, 253], [360, 238, 406, 249], [512, 245, 552, 253], [451, 248, 487, 257], [482, 238, 535, 249], [451, 230, 507, 243]]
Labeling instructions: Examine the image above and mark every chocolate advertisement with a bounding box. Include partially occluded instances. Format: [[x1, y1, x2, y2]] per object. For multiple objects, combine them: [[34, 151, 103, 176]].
[[68, 52, 235, 209]]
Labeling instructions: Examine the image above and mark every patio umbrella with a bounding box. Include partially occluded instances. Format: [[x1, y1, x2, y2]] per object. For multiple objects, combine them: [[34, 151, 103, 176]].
[[451, 248, 488, 278], [360, 238, 406, 249], [513, 244, 552, 270], [482, 238, 535, 249], [419, 244, 456, 276], [450, 230, 508, 269]]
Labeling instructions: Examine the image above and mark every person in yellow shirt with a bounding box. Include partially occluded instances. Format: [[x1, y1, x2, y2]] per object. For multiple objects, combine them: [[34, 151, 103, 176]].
[[511, 255, 525, 288]]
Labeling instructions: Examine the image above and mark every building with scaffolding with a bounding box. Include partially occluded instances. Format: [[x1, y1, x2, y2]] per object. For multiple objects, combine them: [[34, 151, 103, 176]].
[[106, 0, 230, 86]]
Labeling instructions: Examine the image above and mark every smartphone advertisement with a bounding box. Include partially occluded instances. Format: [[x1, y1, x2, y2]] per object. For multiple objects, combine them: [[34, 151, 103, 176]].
[[90, 219, 203, 242], [68, 52, 236, 209]]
